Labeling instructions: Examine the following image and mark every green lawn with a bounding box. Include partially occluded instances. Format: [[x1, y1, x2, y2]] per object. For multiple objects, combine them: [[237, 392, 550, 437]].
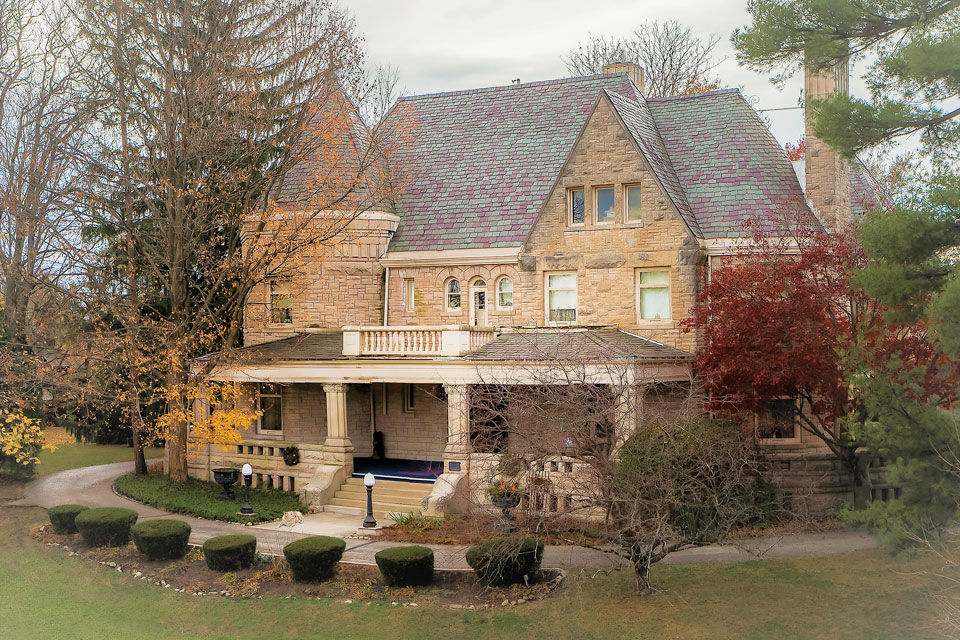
[[35, 442, 164, 477], [114, 472, 305, 523], [0, 506, 944, 640]]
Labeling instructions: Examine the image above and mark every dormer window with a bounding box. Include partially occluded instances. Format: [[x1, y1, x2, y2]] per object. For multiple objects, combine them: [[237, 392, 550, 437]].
[[596, 187, 615, 223], [445, 278, 461, 311], [569, 188, 585, 225]]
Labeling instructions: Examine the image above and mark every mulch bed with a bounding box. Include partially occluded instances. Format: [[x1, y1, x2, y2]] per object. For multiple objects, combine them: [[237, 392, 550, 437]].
[[375, 513, 607, 547], [33, 525, 564, 608]]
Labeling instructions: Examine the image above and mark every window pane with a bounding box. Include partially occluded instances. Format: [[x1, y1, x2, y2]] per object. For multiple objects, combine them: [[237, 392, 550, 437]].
[[549, 289, 577, 319], [548, 273, 576, 289], [597, 188, 615, 222], [627, 186, 642, 221], [639, 270, 669, 286], [447, 280, 460, 293], [260, 396, 282, 431], [448, 293, 461, 308], [639, 287, 670, 319], [498, 278, 513, 308], [571, 189, 584, 224]]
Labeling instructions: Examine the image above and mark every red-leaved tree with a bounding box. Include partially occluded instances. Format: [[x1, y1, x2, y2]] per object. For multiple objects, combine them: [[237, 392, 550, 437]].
[[683, 228, 955, 506]]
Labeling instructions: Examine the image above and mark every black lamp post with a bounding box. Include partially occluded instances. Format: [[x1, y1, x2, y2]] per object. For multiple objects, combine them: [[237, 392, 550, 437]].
[[240, 463, 254, 516], [362, 472, 377, 528]]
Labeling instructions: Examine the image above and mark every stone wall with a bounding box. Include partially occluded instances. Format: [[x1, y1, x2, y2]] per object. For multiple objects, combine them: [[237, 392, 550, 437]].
[[804, 60, 852, 233], [371, 383, 447, 461]]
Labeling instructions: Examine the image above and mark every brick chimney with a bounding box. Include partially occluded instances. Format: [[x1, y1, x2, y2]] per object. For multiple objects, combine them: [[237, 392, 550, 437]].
[[602, 62, 644, 94], [804, 56, 852, 232]]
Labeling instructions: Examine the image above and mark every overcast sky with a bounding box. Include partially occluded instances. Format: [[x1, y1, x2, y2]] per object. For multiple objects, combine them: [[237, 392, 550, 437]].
[[348, 0, 871, 148]]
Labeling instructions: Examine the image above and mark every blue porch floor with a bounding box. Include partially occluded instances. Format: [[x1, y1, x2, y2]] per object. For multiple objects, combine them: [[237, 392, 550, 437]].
[[351, 457, 443, 484]]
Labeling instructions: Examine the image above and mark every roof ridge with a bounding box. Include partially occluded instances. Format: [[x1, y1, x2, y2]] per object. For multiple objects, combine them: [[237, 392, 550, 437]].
[[646, 88, 740, 103], [395, 72, 627, 103]]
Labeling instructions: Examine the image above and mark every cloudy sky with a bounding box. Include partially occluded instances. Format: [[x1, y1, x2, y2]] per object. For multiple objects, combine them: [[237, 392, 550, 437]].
[[348, 0, 871, 148]]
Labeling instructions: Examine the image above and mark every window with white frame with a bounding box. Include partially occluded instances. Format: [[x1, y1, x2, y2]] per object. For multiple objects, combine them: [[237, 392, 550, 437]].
[[497, 276, 514, 309], [445, 278, 461, 311], [636, 270, 671, 320], [257, 383, 282, 433], [569, 188, 585, 225], [625, 184, 643, 223], [596, 186, 615, 223], [403, 278, 415, 311], [269, 279, 293, 324], [546, 272, 577, 322]]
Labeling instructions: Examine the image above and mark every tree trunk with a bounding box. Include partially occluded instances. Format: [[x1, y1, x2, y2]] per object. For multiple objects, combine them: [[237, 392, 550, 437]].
[[164, 363, 189, 483], [851, 449, 875, 509], [129, 376, 147, 475]]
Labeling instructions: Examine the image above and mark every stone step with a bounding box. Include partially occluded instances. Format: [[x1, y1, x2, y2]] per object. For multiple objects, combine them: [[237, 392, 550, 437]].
[[327, 496, 424, 514], [321, 504, 393, 521], [337, 483, 433, 500], [344, 476, 435, 493]]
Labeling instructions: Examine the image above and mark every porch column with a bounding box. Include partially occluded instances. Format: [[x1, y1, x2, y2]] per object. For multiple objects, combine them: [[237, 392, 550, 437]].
[[443, 384, 471, 473], [323, 383, 354, 471]]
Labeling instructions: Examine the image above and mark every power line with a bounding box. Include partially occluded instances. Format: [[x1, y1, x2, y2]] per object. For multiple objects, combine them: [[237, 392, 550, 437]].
[[757, 106, 803, 112]]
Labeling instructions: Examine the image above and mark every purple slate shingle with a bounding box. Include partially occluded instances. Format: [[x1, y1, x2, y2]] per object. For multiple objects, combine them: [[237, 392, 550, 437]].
[[467, 329, 692, 362]]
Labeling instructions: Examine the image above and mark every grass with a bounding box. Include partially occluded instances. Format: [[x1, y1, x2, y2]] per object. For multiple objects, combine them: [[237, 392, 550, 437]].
[[35, 442, 164, 477], [113, 472, 305, 523], [0, 505, 946, 639]]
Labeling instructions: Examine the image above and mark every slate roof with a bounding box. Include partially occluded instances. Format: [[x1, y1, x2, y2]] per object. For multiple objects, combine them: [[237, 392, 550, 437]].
[[200, 332, 346, 363], [647, 90, 819, 238], [467, 329, 692, 363], [850, 159, 889, 218], [383, 74, 638, 251]]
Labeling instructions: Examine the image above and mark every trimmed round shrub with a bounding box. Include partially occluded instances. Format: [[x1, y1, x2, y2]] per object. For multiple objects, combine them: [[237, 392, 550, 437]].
[[48, 504, 89, 534], [131, 519, 192, 560], [283, 535, 346, 583], [203, 534, 257, 571], [74, 507, 139, 547], [375, 545, 434, 587], [465, 537, 544, 586]]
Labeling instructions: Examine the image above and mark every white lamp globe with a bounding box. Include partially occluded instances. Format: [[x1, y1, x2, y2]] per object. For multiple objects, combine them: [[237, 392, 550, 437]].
[[363, 472, 376, 487], [241, 463, 253, 477]]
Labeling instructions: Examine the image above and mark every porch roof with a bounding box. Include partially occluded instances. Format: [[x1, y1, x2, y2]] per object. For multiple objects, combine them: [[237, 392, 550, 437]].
[[200, 332, 347, 364], [465, 329, 692, 363]]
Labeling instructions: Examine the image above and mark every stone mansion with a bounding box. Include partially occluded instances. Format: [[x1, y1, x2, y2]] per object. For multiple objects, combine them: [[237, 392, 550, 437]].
[[188, 61, 884, 518]]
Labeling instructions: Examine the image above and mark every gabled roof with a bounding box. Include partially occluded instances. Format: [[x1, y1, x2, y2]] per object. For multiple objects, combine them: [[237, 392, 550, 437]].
[[647, 90, 819, 238], [383, 74, 638, 252], [850, 159, 890, 217]]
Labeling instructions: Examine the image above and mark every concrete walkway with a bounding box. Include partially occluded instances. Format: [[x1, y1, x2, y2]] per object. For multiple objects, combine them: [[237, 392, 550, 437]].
[[13, 462, 878, 570]]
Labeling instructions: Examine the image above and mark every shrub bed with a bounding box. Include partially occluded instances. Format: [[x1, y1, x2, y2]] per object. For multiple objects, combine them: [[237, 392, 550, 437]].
[[131, 519, 192, 560], [283, 536, 346, 583], [47, 504, 89, 534], [74, 507, 139, 547], [375, 545, 434, 587], [114, 473, 304, 523], [203, 534, 257, 571], [465, 537, 544, 586]]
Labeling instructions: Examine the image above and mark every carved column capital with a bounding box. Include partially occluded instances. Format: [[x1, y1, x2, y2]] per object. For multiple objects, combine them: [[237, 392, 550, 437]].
[[322, 383, 346, 395]]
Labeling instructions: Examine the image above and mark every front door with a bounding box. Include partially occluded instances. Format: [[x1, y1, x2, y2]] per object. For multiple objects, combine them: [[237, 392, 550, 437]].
[[470, 280, 487, 326]]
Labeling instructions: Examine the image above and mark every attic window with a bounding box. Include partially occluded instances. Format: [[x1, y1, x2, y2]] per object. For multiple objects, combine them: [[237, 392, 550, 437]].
[[596, 187, 615, 223], [569, 188, 585, 225]]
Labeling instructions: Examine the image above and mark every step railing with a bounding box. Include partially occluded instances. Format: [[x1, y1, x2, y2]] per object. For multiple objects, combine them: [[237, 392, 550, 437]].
[[342, 325, 496, 357]]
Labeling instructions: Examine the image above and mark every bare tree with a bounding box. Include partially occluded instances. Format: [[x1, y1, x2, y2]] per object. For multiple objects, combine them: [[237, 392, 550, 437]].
[[564, 21, 722, 97], [467, 333, 767, 593], [71, 0, 397, 481]]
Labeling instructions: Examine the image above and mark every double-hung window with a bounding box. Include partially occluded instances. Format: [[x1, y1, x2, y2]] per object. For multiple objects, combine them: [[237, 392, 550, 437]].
[[497, 277, 514, 309], [445, 279, 461, 311], [257, 383, 283, 434], [596, 187, 615, 223], [547, 273, 577, 323], [569, 188, 585, 225], [625, 185, 643, 223], [269, 279, 293, 324], [403, 278, 416, 311], [636, 270, 671, 320]]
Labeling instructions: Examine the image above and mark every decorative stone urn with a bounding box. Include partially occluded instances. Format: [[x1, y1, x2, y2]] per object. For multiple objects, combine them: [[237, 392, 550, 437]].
[[491, 492, 522, 532], [212, 467, 240, 500]]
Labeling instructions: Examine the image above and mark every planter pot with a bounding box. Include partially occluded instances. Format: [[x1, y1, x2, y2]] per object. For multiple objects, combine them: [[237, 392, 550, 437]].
[[212, 468, 240, 500], [491, 492, 522, 532]]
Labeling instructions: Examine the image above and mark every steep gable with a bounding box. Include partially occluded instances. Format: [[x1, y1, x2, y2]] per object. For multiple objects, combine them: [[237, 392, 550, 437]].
[[383, 74, 638, 252]]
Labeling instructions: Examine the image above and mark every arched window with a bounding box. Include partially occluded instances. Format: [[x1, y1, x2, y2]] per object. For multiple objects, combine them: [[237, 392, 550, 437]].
[[497, 277, 513, 309], [445, 278, 461, 311]]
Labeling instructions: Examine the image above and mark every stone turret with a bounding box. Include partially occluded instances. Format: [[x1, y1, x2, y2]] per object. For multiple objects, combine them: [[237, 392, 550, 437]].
[[804, 57, 852, 232]]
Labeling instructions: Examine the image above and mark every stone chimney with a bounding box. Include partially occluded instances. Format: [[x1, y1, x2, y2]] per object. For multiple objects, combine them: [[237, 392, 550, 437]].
[[804, 56, 852, 232], [602, 62, 644, 94]]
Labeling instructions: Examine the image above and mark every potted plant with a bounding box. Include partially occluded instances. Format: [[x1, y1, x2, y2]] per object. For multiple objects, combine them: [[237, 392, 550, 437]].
[[212, 465, 240, 500], [486, 480, 522, 531]]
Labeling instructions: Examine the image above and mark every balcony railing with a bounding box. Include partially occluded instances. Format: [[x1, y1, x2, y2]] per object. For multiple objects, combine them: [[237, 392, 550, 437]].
[[341, 325, 496, 357]]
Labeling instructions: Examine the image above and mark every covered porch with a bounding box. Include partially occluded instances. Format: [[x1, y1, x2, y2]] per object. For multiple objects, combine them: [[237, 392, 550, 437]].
[[191, 327, 693, 517]]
